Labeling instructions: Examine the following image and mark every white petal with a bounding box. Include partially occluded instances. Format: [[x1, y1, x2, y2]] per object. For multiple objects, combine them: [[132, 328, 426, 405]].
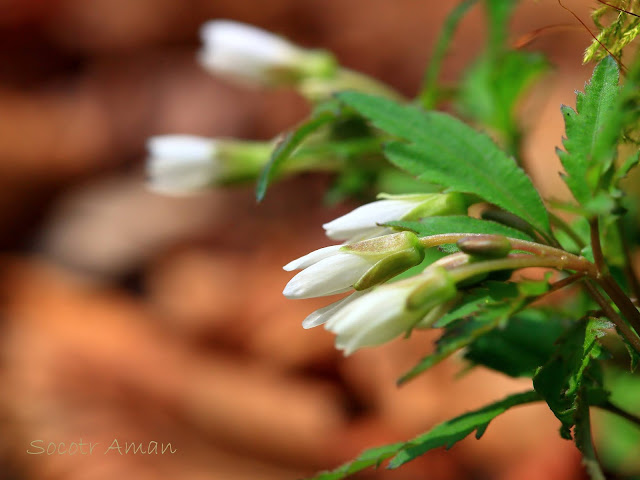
[[322, 200, 417, 241], [301, 291, 367, 329], [326, 283, 418, 355], [282, 252, 372, 299], [146, 136, 219, 194], [198, 20, 300, 81], [147, 135, 216, 160], [283, 245, 342, 271]]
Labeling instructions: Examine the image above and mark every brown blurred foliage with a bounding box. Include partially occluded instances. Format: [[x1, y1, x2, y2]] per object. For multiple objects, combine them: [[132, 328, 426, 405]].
[[0, 0, 600, 479]]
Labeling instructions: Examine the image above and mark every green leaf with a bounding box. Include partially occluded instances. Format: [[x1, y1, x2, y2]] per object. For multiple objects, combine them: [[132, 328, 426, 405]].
[[307, 390, 540, 479], [256, 102, 339, 201], [387, 216, 534, 242], [307, 442, 404, 480], [384, 138, 550, 235], [388, 390, 540, 468], [464, 309, 565, 377], [336, 92, 549, 234], [457, 51, 548, 147], [419, 0, 480, 109], [485, 0, 518, 55], [533, 317, 609, 438], [557, 56, 621, 206], [398, 282, 525, 384]]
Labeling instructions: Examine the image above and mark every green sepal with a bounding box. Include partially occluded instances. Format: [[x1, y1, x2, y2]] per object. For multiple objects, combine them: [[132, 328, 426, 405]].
[[406, 266, 457, 311], [344, 232, 425, 290]]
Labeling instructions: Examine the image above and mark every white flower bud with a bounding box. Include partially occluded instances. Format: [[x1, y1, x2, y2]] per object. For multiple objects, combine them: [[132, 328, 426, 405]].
[[283, 245, 374, 299], [325, 267, 457, 355], [282, 232, 425, 299], [198, 20, 335, 86], [146, 135, 219, 195], [323, 193, 467, 242]]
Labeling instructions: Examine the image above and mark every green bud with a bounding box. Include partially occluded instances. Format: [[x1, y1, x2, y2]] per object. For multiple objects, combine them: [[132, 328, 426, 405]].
[[406, 266, 457, 312], [457, 235, 512, 259], [342, 232, 425, 291]]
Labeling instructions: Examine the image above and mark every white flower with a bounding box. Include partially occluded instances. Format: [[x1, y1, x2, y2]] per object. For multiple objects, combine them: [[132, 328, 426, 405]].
[[146, 135, 218, 194], [283, 245, 375, 299], [324, 267, 456, 355], [283, 232, 425, 299], [301, 290, 367, 329], [323, 193, 467, 242], [198, 20, 334, 86]]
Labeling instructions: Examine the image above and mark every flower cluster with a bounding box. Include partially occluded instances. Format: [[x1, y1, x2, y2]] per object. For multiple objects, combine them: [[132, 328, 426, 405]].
[[283, 193, 468, 354]]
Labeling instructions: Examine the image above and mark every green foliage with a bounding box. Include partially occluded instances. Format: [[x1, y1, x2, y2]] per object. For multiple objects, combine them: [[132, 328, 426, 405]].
[[557, 56, 621, 208], [337, 91, 551, 235], [457, 51, 547, 150], [595, 369, 640, 473], [419, 0, 480, 109], [464, 309, 566, 377], [585, 0, 640, 64], [387, 216, 534, 241], [398, 281, 542, 384], [533, 317, 610, 439], [256, 102, 339, 200], [307, 390, 540, 480]]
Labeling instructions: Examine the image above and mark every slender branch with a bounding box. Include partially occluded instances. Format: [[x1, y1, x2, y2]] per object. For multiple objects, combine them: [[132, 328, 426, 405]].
[[583, 281, 640, 354], [597, 401, 640, 429], [589, 217, 608, 276], [419, 233, 591, 263], [531, 273, 587, 303], [445, 253, 598, 284], [597, 275, 640, 338]]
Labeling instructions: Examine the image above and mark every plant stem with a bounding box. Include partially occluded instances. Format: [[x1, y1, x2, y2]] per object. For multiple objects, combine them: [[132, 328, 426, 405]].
[[583, 281, 640, 354], [597, 401, 640, 429], [445, 253, 597, 284], [589, 217, 608, 276], [418, 233, 589, 261], [597, 275, 640, 338]]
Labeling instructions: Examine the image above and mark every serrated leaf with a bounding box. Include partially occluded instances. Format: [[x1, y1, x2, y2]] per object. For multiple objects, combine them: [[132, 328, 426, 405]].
[[306, 442, 404, 480], [336, 93, 550, 236], [533, 317, 609, 438], [388, 390, 540, 468], [398, 282, 525, 384], [256, 102, 339, 201], [307, 390, 541, 479], [464, 309, 565, 377], [386, 216, 534, 242], [384, 138, 550, 235], [557, 56, 621, 206]]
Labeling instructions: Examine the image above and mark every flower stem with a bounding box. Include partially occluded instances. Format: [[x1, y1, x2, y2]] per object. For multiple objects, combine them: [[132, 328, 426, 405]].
[[419, 234, 594, 269], [596, 401, 640, 429], [583, 281, 640, 355], [589, 217, 608, 276], [445, 253, 598, 284]]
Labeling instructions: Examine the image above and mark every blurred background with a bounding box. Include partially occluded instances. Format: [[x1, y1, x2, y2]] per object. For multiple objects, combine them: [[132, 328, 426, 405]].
[[0, 0, 613, 478]]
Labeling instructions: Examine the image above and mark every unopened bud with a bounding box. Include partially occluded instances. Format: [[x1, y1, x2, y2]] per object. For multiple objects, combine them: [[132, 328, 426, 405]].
[[457, 235, 511, 259], [345, 231, 425, 290]]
